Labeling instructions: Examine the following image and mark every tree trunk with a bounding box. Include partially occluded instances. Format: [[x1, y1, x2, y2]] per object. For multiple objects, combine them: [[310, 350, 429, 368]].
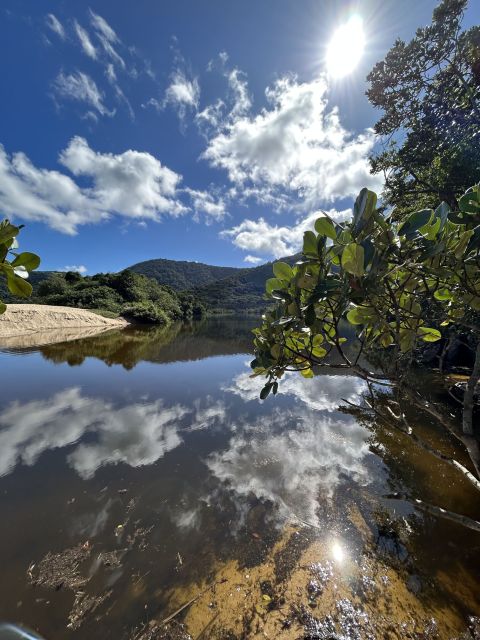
[[463, 341, 480, 436]]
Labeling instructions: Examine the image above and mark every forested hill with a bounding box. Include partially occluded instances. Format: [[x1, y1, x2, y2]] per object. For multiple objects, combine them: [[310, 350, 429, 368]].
[[130, 255, 299, 313], [128, 258, 243, 290], [188, 260, 280, 312]]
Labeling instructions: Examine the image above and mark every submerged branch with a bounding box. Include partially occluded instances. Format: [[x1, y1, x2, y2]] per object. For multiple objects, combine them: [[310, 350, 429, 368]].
[[385, 493, 480, 534]]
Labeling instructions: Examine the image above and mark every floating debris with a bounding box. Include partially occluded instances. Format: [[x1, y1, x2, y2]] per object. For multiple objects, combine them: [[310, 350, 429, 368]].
[[27, 543, 92, 591], [68, 589, 112, 630]]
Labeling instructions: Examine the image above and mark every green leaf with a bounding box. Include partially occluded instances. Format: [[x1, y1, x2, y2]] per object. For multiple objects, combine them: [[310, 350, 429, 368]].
[[11, 252, 40, 271], [260, 383, 273, 400], [398, 209, 432, 236], [266, 278, 284, 294], [305, 304, 316, 327], [0, 301, 6, 315], [270, 344, 282, 360], [312, 334, 324, 347], [459, 188, 480, 215], [466, 225, 480, 254], [314, 217, 336, 240], [453, 230, 474, 259], [434, 202, 450, 233], [360, 238, 375, 269], [353, 188, 377, 230], [273, 261, 293, 281], [418, 327, 441, 342], [303, 231, 318, 256], [467, 296, 480, 311], [346, 305, 373, 325], [380, 332, 393, 347], [0, 220, 20, 244], [399, 329, 415, 352], [341, 243, 365, 277], [6, 271, 33, 297], [419, 215, 441, 240], [300, 367, 314, 378], [433, 288, 452, 301]]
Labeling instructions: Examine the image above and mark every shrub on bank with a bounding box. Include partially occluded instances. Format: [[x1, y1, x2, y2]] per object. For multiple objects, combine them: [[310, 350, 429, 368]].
[[121, 301, 170, 325]]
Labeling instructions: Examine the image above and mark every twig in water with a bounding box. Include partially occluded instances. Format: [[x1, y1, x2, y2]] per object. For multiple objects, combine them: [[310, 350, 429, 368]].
[[159, 579, 227, 628]]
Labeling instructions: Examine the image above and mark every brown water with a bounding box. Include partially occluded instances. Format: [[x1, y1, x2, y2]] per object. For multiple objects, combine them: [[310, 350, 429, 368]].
[[0, 317, 479, 639]]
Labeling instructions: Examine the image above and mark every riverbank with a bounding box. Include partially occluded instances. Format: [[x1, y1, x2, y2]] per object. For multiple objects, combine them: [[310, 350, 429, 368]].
[[0, 304, 129, 347]]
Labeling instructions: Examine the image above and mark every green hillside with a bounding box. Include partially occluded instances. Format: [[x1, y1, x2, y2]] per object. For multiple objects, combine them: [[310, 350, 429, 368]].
[[187, 256, 299, 313], [128, 258, 243, 290], [129, 256, 299, 313]]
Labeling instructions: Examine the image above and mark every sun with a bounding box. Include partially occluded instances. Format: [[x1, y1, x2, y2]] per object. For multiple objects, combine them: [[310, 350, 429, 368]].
[[326, 15, 365, 78]]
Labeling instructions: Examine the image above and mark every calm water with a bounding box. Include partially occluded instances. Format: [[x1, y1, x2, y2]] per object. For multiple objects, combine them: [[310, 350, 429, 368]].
[[0, 318, 479, 639]]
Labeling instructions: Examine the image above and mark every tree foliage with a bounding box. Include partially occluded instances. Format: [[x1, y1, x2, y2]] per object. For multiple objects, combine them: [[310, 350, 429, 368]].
[[252, 185, 480, 441], [32, 269, 204, 324], [367, 0, 480, 215], [0, 219, 40, 313]]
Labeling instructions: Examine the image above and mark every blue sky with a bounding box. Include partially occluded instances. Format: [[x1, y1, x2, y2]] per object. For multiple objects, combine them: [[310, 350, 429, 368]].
[[0, 0, 478, 273]]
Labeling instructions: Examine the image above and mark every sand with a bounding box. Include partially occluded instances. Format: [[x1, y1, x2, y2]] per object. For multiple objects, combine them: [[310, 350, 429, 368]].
[[0, 304, 128, 348]]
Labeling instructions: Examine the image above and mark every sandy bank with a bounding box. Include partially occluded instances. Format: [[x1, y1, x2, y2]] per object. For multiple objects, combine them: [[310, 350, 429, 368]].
[[0, 304, 128, 348]]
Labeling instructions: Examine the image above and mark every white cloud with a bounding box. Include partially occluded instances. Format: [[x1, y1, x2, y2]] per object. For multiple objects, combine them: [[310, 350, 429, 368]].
[[45, 14, 65, 40], [222, 207, 350, 258], [165, 70, 200, 109], [195, 55, 250, 135], [48, 10, 141, 120], [73, 20, 97, 59], [0, 137, 222, 233], [152, 70, 200, 129], [89, 9, 119, 44], [244, 255, 262, 264], [226, 68, 251, 119], [59, 136, 185, 219], [0, 143, 104, 234], [53, 71, 114, 118], [89, 10, 126, 70], [60, 265, 87, 274], [202, 74, 382, 209], [105, 64, 135, 120], [184, 188, 227, 221]]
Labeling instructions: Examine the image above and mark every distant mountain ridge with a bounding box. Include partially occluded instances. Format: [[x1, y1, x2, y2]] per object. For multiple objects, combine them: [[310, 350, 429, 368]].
[[128, 258, 245, 290]]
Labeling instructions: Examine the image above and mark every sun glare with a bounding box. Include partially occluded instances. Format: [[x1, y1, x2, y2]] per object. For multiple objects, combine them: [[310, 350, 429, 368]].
[[326, 15, 365, 78], [331, 540, 345, 563]]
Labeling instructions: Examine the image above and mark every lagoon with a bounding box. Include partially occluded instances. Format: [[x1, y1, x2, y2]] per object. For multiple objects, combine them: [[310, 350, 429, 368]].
[[0, 318, 479, 639]]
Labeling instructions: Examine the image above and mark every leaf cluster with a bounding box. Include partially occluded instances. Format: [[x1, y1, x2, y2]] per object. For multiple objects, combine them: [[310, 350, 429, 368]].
[[0, 219, 41, 313], [252, 184, 480, 398]]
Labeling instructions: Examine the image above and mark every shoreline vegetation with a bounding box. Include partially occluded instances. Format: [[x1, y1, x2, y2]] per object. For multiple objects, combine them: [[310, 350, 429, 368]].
[[1, 256, 292, 318]]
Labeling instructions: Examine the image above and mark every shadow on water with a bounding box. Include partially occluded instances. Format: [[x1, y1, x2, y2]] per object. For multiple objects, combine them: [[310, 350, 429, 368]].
[[0, 317, 479, 639]]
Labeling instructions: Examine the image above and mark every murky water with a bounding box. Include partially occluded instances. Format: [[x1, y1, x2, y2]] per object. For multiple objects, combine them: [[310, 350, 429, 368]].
[[0, 318, 479, 639]]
